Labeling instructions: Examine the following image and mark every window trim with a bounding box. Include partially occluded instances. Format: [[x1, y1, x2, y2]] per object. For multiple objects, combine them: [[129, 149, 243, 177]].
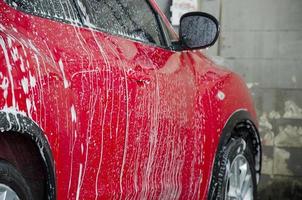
[[155, 12, 172, 48], [144, 0, 167, 46], [144, 0, 169, 48], [144, 0, 176, 51]]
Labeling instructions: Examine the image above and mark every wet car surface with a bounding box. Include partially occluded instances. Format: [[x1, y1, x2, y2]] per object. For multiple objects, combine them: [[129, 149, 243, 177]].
[[0, 0, 261, 199]]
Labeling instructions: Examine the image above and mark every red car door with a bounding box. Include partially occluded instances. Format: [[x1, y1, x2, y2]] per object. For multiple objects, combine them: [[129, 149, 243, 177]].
[[76, 0, 202, 199], [76, 0, 214, 198]]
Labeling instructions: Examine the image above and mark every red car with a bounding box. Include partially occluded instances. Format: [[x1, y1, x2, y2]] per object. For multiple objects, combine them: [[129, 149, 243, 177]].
[[0, 0, 261, 199]]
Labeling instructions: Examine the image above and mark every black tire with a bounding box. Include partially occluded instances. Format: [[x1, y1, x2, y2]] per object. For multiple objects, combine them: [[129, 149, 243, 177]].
[[0, 160, 33, 200], [209, 137, 257, 200]]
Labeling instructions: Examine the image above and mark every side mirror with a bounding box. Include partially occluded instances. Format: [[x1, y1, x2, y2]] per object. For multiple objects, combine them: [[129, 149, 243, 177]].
[[179, 12, 220, 50]]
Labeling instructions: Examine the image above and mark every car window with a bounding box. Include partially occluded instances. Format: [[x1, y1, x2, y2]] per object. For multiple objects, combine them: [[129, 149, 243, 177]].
[[78, 0, 164, 46], [5, 0, 80, 24]]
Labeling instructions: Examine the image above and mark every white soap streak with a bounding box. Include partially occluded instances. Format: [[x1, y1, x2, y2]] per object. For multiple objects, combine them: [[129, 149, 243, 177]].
[[132, 134, 141, 196], [29, 72, 36, 88], [7, 37, 12, 48], [26, 98, 32, 118], [27, 40, 39, 55], [71, 70, 100, 79], [21, 77, 29, 94], [19, 56, 25, 72], [0, 77, 9, 100], [0, 36, 16, 107], [81, 143, 84, 154], [58, 59, 70, 89], [0, 23, 5, 31], [67, 129, 77, 197], [68, 103, 79, 198], [116, 58, 131, 200], [71, 105, 77, 122], [75, 163, 83, 200], [32, 53, 46, 126], [11, 46, 19, 62], [19, 45, 27, 72]]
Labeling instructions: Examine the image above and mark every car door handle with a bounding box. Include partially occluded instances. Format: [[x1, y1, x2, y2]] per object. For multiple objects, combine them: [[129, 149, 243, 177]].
[[127, 67, 151, 85]]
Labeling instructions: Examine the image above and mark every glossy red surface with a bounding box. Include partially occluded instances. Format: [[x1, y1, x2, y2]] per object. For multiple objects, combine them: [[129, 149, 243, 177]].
[[0, 1, 258, 199]]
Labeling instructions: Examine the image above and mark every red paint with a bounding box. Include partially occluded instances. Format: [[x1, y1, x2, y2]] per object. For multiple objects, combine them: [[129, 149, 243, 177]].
[[0, 1, 258, 199]]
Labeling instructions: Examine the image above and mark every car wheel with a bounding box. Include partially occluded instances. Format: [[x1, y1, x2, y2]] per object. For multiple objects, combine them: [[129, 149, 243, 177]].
[[0, 160, 33, 200], [212, 137, 257, 200]]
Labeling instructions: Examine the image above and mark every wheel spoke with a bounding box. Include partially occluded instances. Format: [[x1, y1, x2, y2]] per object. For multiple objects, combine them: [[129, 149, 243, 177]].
[[242, 186, 253, 200], [225, 154, 254, 200], [241, 174, 252, 199], [234, 159, 239, 189], [0, 191, 7, 200], [239, 162, 248, 191], [227, 173, 237, 198]]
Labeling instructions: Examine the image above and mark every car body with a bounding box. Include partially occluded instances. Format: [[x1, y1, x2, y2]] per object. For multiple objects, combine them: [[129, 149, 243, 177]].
[[0, 0, 261, 199]]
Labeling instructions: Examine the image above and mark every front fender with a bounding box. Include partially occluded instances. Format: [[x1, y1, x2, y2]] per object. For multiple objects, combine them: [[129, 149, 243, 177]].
[[201, 72, 261, 199]]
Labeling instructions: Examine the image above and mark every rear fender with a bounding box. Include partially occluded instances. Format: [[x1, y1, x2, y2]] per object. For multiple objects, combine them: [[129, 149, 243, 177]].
[[0, 110, 56, 200]]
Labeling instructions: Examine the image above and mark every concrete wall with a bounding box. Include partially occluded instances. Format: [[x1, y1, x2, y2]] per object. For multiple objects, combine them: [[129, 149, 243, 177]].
[[156, 0, 302, 199]]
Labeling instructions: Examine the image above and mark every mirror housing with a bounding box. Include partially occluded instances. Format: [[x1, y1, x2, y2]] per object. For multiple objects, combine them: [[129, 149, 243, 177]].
[[179, 12, 220, 50]]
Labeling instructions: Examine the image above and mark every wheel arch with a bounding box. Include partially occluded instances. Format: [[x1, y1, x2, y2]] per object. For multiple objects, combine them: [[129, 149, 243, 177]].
[[0, 111, 56, 200], [207, 109, 262, 200]]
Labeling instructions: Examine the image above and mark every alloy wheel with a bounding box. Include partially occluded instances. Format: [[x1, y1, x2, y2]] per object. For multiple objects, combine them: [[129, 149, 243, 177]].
[[225, 154, 254, 200]]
